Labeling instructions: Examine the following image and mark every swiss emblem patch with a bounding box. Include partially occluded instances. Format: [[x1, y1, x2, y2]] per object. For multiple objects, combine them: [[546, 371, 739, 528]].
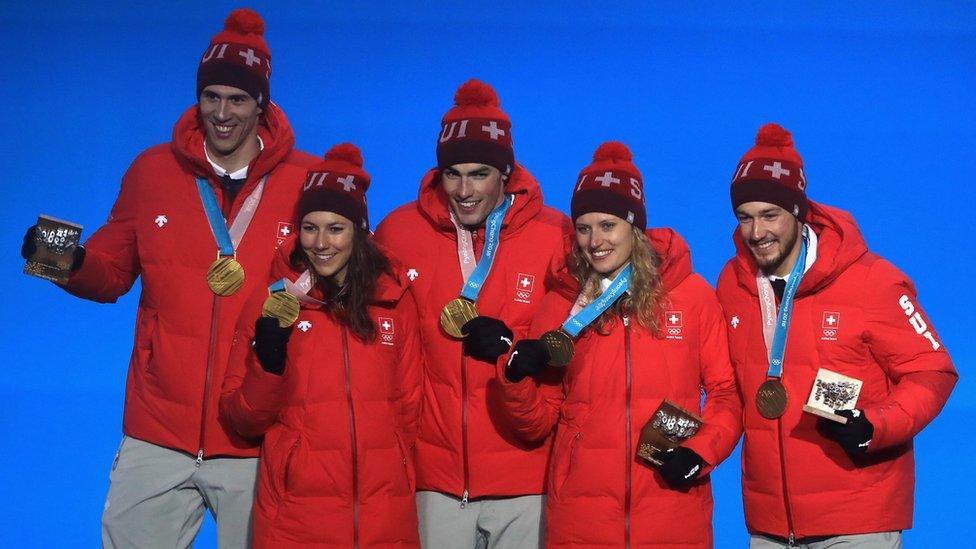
[[514, 273, 535, 304], [276, 222, 294, 248], [821, 311, 840, 341], [378, 317, 395, 346], [665, 310, 683, 340]]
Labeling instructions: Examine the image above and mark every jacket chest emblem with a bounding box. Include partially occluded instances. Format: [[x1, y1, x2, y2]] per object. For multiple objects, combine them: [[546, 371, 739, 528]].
[[378, 316, 395, 346], [297, 320, 312, 333], [406, 268, 419, 281], [820, 311, 841, 341], [514, 272, 536, 304], [276, 222, 294, 248], [665, 310, 684, 340], [730, 315, 740, 329], [154, 214, 168, 228]]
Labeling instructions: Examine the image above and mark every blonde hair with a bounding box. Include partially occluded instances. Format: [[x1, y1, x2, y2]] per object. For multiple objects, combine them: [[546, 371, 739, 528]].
[[570, 226, 667, 335]]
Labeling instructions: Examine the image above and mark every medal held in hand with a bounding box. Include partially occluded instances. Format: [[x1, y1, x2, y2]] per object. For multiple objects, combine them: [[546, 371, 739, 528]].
[[754, 229, 808, 420], [440, 298, 479, 338], [262, 289, 301, 328], [23, 214, 83, 285], [541, 264, 633, 367], [440, 196, 512, 339], [802, 368, 863, 424], [636, 400, 703, 466], [195, 175, 267, 297]]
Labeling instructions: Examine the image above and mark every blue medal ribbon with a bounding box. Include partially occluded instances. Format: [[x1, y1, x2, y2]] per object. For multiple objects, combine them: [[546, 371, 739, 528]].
[[765, 234, 809, 378], [195, 177, 235, 257], [268, 279, 287, 293], [458, 196, 513, 302], [560, 264, 632, 337]]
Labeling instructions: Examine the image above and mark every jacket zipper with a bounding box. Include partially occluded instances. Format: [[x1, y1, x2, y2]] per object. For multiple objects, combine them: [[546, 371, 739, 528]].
[[196, 296, 220, 466], [460, 349, 471, 508], [778, 416, 796, 545], [341, 327, 361, 549], [623, 315, 632, 549]]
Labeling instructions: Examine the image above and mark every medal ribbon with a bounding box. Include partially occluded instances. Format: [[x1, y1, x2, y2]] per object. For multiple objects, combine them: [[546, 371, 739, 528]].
[[269, 271, 325, 306], [451, 195, 513, 302], [195, 176, 267, 257], [756, 230, 808, 379], [560, 264, 632, 337]]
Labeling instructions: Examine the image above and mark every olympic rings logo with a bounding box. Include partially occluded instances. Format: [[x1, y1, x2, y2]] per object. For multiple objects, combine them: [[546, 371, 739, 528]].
[[668, 328, 682, 335], [382, 334, 394, 343], [822, 329, 837, 337], [516, 291, 531, 300]]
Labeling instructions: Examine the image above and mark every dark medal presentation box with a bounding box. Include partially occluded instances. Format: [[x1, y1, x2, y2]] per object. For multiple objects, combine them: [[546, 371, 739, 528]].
[[636, 400, 703, 466], [23, 214, 83, 285]]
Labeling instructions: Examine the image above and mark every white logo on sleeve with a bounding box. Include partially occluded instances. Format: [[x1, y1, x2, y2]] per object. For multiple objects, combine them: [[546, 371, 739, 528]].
[[154, 215, 168, 228], [406, 268, 419, 281], [730, 316, 740, 329], [898, 295, 941, 350], [297, 320, 312, 333]]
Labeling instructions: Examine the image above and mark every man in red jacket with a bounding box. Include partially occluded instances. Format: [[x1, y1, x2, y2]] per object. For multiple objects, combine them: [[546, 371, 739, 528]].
[[20, 10, 315, 548], [374, 79, 570, 548], [716, 123, 957, 548]]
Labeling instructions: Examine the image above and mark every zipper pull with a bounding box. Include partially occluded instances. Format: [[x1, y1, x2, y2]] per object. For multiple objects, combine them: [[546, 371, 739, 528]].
[[788, 532, 795, 546], [195, 449, 204, 467], [622, 315, 630, 327], [460, 489, 469, 509]]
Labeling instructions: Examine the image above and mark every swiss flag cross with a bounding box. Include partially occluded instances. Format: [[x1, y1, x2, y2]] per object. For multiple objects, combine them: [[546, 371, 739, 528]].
[[378, 317, 395, 335], [516, 273, 536, 293], [277, 222, 294, 238], [665, 311, 683, 328], [821, 311, 841, 329]]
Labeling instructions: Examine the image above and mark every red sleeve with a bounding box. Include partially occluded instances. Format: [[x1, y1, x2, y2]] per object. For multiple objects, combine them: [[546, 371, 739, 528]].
[[392, 287, 424, 447], [219, 287, 290, 440], [682, 283, 743, 469], [860, 260, 957, 451], [492, 290, 570, 443], [64, 162, 142, 302]]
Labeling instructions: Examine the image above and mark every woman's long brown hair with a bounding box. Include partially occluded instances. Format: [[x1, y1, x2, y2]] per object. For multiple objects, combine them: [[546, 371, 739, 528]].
[[290, 225, 392, 342], [570, 226, 667, 335]]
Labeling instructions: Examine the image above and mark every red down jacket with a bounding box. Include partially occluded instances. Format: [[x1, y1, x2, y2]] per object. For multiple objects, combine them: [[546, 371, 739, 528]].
[[65, 103, 316, 459], [373, 164, 571, 499], [498, 228, 742, 548], [220, 235, 423, 547], [716, 202, 957, 539]]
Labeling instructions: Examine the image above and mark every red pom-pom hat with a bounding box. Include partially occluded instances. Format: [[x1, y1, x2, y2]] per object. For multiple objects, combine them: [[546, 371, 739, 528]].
[[436, 79, 514, 177], [571, 141, 647, 230], [196, 8, 272, 106], [730, 122, 808, 220], [296, 143, 372, 230]]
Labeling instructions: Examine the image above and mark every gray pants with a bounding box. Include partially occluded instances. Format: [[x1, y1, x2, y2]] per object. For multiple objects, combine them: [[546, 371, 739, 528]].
[[101, 436, 258, 549], [416, 490, 544, 549], [750, 531, 902, 549]]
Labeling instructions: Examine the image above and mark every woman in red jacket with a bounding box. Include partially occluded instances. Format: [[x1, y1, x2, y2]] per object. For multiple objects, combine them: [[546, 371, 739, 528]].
[[493, 143, 742, 548], [220, 144, 422, 548]]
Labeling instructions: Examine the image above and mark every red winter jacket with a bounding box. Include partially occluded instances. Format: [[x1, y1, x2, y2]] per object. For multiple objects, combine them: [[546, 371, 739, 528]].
[[373, 165, 571, 500], [220, 236, 423, 548], [65, 104, 317, 459], [498, 228, 742, 548], [716, 202, 957, 540]]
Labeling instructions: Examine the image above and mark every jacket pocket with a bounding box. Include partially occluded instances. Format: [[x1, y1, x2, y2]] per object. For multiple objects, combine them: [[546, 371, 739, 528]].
[[281, 437, 301, 496], [552, 431, 581, 499], [394, 431, 415, 493], [134, 307, 158, 373]]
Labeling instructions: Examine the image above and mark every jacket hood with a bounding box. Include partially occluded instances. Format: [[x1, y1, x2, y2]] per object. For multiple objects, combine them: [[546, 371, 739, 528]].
[[170, 101, 296, 189], [729, 200, 869, 297], [270, 234, 409, 308], [416, 163, 544, 236], [546, 227, 695, 300]]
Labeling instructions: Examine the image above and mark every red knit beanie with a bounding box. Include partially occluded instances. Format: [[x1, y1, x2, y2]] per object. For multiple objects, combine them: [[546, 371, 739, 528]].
[[571, 141, 647, 230], [730, 123, 808, 220], [436, 79, 514, 177], [296, 143, 371, 230], [197, 9, 272, 107]]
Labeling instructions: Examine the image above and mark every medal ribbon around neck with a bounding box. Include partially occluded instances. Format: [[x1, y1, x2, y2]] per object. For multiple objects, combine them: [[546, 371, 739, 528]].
[[451, 194, 513, 301], [755, 228, 809, 379], [562, 264, 632, 337], [195, 175, 267, 256]]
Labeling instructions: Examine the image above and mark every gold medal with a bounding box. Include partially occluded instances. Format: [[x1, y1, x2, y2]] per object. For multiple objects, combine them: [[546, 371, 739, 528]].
[[440, 298, 478, 339], [756, 379, 788, 419], [207, 255, 245, 296], [541, 329, 574, 367], [262, 291, 300, 328]]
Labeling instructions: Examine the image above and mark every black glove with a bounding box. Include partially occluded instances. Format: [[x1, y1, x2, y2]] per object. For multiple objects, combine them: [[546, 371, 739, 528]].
[[821, 408, 874, 455], [21, 225, 86, 271], [505, 339, 551, 383], [461, 316, 513, 362], [252, 316, 292, 376], [651, 446, 705, 488]]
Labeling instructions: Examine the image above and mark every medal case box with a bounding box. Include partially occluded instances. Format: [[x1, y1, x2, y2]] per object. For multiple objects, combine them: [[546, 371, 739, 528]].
[[636, 400, 703, 466], [801, 368, 862, 424], [23, 215, 83, 285]]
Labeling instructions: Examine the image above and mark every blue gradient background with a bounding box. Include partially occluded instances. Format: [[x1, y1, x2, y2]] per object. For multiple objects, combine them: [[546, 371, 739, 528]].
[[4, 2, 973, 546]]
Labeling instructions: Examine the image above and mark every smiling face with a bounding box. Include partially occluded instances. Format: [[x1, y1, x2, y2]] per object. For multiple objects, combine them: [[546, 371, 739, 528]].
[[575, 212, 634, 277], [735, 201, 803, 277], [198, 84, 263, 171], [299, 211, 355, 283], [440, 163, 507, 229]]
